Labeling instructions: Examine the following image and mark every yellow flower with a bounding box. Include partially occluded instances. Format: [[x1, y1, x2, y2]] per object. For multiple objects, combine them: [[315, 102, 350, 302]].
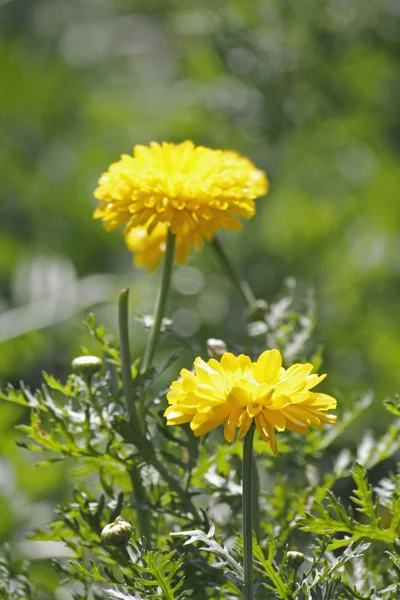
[[93, 141, 268, 266], [125, 222, 202, 272], [164, 350, 337, 454]]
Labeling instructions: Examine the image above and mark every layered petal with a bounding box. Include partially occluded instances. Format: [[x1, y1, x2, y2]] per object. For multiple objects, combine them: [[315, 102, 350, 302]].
[[94, 141, 269, 270], [164, 349, 337, 454]]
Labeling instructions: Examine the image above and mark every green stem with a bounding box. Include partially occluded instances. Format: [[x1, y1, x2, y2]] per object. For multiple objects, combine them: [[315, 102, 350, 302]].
[[243, 424, 255, 600], [87, 378, 108, 430], [118, 289, 141, 437], [141, 229, 176, 373], [129, 465, 151, 541], [150, 454, 202, 522], [118, 289, 151, 540], [211, 237, 256, 307], [251, 453, 260, 541], [119, 545, 134, 573], [118, 288, 200, 526], [118, 272, 201, 526]]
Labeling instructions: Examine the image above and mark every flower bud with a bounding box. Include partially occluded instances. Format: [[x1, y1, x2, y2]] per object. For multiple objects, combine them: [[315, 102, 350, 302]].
[[207, 338, 227, 358], [71, 355, 103, 378], [286, 550, 305, 569], [245, 300, 268, 323], [101, 516, 132, 546]]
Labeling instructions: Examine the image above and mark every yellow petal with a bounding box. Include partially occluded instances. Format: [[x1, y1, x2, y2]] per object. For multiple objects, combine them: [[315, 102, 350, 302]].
[[283, 406, 321, 428], [247, 402, 263, 418], [285, 420, 309, 434], [228, 385, 251, 408], [265, 420, 278, 455], [191, 418, 225, 436], [274, 363, 314, 396], [164, 410, 192, 425], [238, 413, 253, 439], [253, 349, 282, 384], [220, 352, 240, 373], [224, 415, 237, 443], [262, 408, 286, 431]]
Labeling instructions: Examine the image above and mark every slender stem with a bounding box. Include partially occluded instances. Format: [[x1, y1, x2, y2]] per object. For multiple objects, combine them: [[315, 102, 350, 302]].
[[119, 545, 134, 573], [118, 288, 200, 526], [118, 289, 141, 437], [243, 424, 255, 600], [211, 237, 256, 307], [118, 289, 151, 540], [129, 465, 151, 541], [87, 378, 108, 430], [251, 453, 260, 541], [141, 229, 176, 373], [150, 454, 202, 522]]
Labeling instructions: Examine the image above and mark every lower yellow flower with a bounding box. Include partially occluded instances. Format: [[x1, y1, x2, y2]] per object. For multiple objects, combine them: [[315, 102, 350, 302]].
[[164, 350, 337, 454], [125, 222, 203, 272]]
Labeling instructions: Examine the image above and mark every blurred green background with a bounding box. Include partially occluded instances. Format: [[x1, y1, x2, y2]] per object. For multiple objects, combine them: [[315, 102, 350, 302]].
[[1, 0, 399, 592]]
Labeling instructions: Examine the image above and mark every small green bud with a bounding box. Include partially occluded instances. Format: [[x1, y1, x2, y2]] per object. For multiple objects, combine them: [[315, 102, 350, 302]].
[[71, 355, 103, 378], [286, 550, 305, 569], [101, 516, 132, 546], [207, 338, 227, 358], [245, 300, 268, 323]]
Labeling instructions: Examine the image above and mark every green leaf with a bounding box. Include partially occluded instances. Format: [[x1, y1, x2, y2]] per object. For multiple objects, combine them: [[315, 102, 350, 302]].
[[384, 395, 400, 417], [0, 384, 32, 406], [253, 535, 289, 599], [351, 463, 380, 526]]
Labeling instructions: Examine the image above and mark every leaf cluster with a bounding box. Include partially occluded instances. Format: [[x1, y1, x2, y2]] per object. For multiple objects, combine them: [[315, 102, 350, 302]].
[[1, 291, 400, 599]]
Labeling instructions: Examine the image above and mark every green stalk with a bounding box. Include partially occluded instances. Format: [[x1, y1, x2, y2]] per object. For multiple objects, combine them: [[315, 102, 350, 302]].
[[141, 229, 176, 373], [251, 454, 260, 541], [243, 424, 255, 600], [118, 288, 200, 525], [118, 289, 151, 541], [150, 454, 202, 522], [119, 545, 134, 574], [118, 289, 141, 437], [211, 237, 256, 307], [212, 236, 262, 544]]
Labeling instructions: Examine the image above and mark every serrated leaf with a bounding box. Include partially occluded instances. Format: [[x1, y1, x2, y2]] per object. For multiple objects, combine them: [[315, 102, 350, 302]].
[[351, 463, 380, 526], [253, 536, 289, 598], [0, 384, 31, 406]]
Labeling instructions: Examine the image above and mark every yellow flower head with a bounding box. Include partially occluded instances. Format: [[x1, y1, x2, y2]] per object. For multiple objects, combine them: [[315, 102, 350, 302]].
[[164, 349, 337, 454], [94, 141, 268, 267], [125, 222, 202, 272]]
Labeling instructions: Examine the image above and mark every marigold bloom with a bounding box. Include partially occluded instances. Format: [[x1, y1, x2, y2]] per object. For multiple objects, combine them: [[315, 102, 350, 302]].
[[164, 350, 337, 454], [125, 222, 201, 272], [93, 141, 268, 267]]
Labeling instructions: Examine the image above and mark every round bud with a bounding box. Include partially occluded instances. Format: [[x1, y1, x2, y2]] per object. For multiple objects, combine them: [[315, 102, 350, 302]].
[[245, 300, 268, 323], [286, 550, 305, 569], [71, 356, 103, 378], [207, 338, 227, 358], [101, 516, 132, 546]]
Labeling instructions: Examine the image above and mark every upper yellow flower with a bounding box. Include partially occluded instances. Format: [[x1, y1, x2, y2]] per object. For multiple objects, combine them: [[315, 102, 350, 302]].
[[94, 141, 268, 268], [164, 349, 337, 454]]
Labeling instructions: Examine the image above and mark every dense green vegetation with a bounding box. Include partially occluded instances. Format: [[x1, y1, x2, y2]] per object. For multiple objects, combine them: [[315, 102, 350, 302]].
[[1, 0, 399, 597]]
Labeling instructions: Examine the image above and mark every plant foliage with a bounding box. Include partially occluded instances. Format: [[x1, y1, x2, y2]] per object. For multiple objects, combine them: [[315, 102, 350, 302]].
[[1, 281, 399, 599]]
